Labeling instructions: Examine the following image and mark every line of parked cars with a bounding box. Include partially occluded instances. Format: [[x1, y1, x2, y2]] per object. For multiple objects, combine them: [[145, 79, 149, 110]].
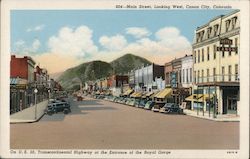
[[94, 94, 183, 114], [44, 98, 71, 115]]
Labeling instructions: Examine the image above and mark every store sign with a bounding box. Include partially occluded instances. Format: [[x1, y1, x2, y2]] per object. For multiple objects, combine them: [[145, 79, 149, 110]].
[[217, 47, 237, 52], [220, 38, 232, 45], [171, 72, 177, 88]]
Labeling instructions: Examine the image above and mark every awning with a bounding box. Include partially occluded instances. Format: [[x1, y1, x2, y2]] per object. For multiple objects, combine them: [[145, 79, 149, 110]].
[[10, 78, 28, 85], [134, 92, 142, 98], [150, 91, 160, 98], [185, 94, 213, 102], [130, 92, 137, 97], [123, 89, 134, 96], [155, 88, 172, 99], [95, 91, 100, 95], [145, 92, 154, 97]]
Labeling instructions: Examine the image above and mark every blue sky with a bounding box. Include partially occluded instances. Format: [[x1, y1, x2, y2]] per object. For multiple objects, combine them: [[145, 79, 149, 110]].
[[11, 10, 234, 73]]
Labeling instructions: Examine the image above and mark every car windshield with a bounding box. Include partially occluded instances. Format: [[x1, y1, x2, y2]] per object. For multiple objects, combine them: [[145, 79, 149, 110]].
[[164, 103, 175, 107]]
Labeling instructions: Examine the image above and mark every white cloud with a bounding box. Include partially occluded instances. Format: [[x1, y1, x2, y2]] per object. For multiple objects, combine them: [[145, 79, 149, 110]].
[[14, 39, 41, 54], [99, 34, 127, 51], [94, 27, 191, 65], [26, 24, 45, 32], [155, 27, 191, 51], [48, 26, 98, 57], [126, 27, 151, 39]]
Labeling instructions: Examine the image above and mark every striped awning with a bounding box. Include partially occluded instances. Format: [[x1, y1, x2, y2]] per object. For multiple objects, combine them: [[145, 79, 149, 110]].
[[130, 92, 137, 97], [123, 89, 134, 96], [134, 92, 142, 98], [145, 91, 154, 97], [154, 88, 172, 99], [185, 94, 213, 102], [10, 78, 28, 85]]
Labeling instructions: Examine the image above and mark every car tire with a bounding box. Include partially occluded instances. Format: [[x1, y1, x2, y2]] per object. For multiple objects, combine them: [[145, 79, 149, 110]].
[[63, 109, 69, 114]]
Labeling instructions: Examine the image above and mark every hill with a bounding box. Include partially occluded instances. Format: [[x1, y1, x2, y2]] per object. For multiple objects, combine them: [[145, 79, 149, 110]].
[[111, 53, 151, 74], [58, 53, 152, 90]]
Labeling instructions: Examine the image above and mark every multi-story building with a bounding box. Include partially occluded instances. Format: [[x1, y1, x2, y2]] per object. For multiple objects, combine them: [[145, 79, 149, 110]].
[[181, 54, 193, 89], [164, 61, 173, 87], [134, 63, 165, 92], [10, 55, 36, 114], [191, 10, 240, 117], [107, 75, 128, 96]]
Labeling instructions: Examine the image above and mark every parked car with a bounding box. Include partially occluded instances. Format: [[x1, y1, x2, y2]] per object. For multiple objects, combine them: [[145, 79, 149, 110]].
[[144, 101, 155, 110], [137, 99, 147, 108], [159, 103, 183, 114], [152, 102, 165, 112], [128, 98, 135, 106], [45, 102, 71, 115]]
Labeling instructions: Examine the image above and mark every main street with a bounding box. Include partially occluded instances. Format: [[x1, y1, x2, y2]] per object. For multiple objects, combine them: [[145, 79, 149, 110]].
[[10, 96, 239, 149]]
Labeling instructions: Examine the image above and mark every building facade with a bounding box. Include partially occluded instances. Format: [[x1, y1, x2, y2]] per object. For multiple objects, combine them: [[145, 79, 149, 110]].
[[192, 10, 240, 116], [10, 55, 36, 114], [181, 55, 193, 89], [134, 63, 165, 92]]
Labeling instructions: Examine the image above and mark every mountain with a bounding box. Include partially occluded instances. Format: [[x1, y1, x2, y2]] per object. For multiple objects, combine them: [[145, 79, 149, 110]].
[[58, 54, 152, 90], [110, 53, 151, 74], [58, 61, 113, 90]]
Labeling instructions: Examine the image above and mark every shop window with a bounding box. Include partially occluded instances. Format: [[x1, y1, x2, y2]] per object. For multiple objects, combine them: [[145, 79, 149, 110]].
[[235, 38, 238, 54]]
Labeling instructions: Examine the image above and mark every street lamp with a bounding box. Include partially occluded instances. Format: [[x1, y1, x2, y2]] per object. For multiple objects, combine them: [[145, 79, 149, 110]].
[[48, 89, 50, 99], [34, 88, 38, 120]]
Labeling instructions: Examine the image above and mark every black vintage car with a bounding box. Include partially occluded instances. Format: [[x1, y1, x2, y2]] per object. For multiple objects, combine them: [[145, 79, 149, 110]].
[[45, 102, 71, 115], [159, 103, 183, 114]]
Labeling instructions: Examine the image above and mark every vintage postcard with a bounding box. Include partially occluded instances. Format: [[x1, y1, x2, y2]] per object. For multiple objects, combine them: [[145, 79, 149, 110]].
[[0, 0, 249, 158]]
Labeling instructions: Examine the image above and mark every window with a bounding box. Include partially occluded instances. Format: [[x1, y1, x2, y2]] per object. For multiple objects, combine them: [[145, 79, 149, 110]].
[[214, 24, 219, 36], [198, 50, 200, 63], [201, 70, 204, 82], [190, 68, 192, 83], [213, 45, 216, 59], [207, 27, 212, 38], [196, 33, 200, 43], [207, 69, 210, 82], [222, 66, 225, 81], [228, 65, 232, 81], [232, 17, 237, 29], [235, 64, 238, 81], [213, 68, 216, 82], [200, 31, 205, 41], [202, 49, 204, 62], [235, 38, 238, 54], [222, 50, 225, 57], [182, 69, 185, 83], [225, 20, 231, 32], [207, 47, 210, 61], [198, 70, 200, 83], [194, 51, 196, 63], [194, 71, 196, 83], [186, 68, 189, 83]]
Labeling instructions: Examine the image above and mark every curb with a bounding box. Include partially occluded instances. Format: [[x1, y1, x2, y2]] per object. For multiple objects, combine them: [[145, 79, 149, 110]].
[[183, 112, 240, 122], [10, 113, 45, 124]]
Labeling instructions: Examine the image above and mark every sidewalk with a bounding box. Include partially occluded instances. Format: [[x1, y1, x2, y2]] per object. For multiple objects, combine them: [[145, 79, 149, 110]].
[[183, 109, 240, 122], [10, 100, 48, 124]]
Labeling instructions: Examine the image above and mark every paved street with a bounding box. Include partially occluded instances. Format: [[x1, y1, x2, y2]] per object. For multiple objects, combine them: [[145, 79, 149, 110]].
[[10, 96, 239, 149]]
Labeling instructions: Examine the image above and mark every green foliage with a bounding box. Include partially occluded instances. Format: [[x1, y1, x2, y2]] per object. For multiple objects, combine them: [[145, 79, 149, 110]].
[[58, 53, 151, 90]]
